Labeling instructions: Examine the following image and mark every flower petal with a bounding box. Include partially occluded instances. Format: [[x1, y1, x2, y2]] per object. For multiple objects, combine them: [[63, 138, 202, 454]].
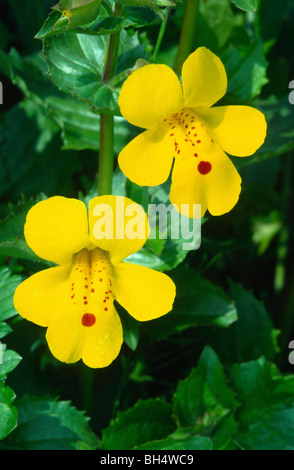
[[46, 301, 123, 368], [170, 146, 242, 218], [118, 127, 174, 187], [24, 196, 89, 266], [118, 64, 184, 130], [13, 266, 69, 327], [112, 262, 176, 321], [201, 105, 267, 157], [88, 196, 149, 265], [182, 47, 227, 109]]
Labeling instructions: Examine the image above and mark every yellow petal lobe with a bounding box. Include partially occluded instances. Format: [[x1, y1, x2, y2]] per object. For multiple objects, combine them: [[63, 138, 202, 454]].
[[118, 64, 184, 130], [112, 262, 176, 322]]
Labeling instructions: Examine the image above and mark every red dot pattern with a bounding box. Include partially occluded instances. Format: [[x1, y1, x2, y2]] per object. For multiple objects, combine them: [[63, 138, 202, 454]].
[[164, 108, 214, 176], [69, 249, 114, 328]]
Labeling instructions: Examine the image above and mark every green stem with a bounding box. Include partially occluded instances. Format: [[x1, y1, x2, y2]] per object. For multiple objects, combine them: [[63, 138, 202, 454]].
[[98, 113, 114, 196], [150, 13, 169, 63], [174, 0, 200, 75], [98, 1, 124, 196]]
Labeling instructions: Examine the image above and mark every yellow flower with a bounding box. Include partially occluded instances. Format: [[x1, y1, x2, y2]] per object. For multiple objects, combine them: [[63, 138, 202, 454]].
[[13, 195, 176, 368], [118, 47, 267, 218]]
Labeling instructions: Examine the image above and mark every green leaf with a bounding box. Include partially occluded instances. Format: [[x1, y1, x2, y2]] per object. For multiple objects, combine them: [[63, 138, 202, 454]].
[[173, 346, 239, 429], [42, 29, 149, 114], [0, 268, 23, 323], [118, 0, 175, 21], [194, 0, 246, 52], [42, 31, 117, 113], [136, 431, 213, 450], [209, 280, 279, 364], [254, 95, 294, 161], [53, 0, 102, 29], [229, 358, 294, 450], [222, 39, 268, 101], [0, 199, 44, 262], [101, 399, 176, 450], [36, 4, 160, 39], [46, 96, 134, 153], [0, 396, 100, 450], [116, 303, 140, 351], [0, 346, 22, 380], [230, 0, 257, 12], [0, 382, 18, 440], [143, 265, 237, 340]]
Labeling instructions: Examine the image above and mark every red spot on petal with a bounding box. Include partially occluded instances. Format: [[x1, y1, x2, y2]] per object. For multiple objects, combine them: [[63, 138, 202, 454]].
[[194, 153, 198, 157], [84, 285, 88, 289], [104, 307, 108, 311], [197, 140, 201, 143], [99, 278, 103, 282], [82, 313, 96, 327], [91, 288, 95, 293], [198, 161, 212, 175], [84, 301, 88, 305]]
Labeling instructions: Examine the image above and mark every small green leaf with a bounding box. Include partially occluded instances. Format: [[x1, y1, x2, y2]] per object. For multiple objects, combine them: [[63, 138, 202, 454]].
[[0, 268, 23, 323], [52, 0, 102, 31], [119, 0, 176, 20], [209, 280, 279, 364], [0, 200, 43, 262], [0, 346, 22, 380], [0, 382, 18, 440], [173, 346, 239, 429], [0, 396, 100, 450], [231, 0, 257, 12], [229, 358, 294, 450], [101, 399, 176, 450]]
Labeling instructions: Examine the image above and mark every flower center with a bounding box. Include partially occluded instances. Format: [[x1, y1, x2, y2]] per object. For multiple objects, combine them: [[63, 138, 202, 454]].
[[69, 248, 113, 327], [164, 108, 214, 175]]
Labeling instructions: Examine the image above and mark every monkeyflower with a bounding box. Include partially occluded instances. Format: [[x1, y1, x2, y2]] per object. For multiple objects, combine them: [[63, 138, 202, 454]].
[[14, 195, 175, 368], [118, 47, 267, 218]]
